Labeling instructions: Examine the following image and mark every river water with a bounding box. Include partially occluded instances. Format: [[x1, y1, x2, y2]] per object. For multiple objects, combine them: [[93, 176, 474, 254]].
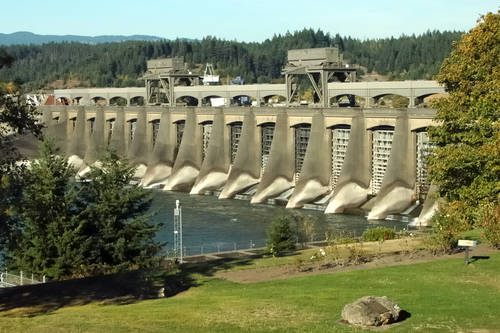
[[150, 190, 407, 256]]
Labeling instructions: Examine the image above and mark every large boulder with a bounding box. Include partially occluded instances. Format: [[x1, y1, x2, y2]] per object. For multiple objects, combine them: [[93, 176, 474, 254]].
[[341, 296, 401, 326]]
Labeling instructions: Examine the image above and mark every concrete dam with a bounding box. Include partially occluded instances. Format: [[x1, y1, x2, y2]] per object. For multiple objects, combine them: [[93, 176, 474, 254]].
[[40, 104, 438, 226], [40, 48, 442, 226]]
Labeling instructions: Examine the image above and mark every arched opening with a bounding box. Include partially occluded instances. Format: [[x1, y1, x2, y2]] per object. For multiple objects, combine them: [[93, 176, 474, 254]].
[[373, 94, 409, 108], [176, 95, 199, 107], [231, 95, 252, 106], [263, 95, 286, 106], [128, 118, 137, 142], [330, 94, 364, 107], [130, 96, 145, 106], [174, 120, 185, 159], [260, 122, 275, 172], [106, 118, 115, 144], [57, 97, 70, 105], [72, 96, 84, 105], [293, 123, 311, 181], [413, 127, 435, 200], [415, 93, 446, 108], [228, 121, 243, 163], [87, 117, 95, 135], [91, 96, 107, 106], [202, 95, 225, 107], [151, 119, 161, 147], [200, 121, 213, 160], [110, 96, 127, 106], [329, 124, 351, 190], [369, 125, 395, 195]]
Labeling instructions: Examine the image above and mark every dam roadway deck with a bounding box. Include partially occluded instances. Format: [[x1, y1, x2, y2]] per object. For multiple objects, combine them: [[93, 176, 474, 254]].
[[53, 80, 445, 108]]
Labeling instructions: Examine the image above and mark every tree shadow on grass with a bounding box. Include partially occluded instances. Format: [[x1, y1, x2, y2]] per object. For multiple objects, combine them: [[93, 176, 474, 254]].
[[0, 253, 261, 317]]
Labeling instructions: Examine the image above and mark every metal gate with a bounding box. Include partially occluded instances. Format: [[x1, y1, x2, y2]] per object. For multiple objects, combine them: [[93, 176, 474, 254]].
[[230, 122, 243, 163], [129, 119, 137, 142], [201, 122, 213, 160], [371, 129, 394, 195], [416, 131, 434, 200], [294, 124, 311, 181], [107, 119, 115, 144], [330, 127, 350, 190], [175, 120, 185, 159], [261, 123, 275, 172], [151, 119, 160, 147]]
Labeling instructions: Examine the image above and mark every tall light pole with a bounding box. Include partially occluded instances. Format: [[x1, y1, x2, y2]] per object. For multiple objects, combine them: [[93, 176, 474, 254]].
[[173, 199, 183, 263]]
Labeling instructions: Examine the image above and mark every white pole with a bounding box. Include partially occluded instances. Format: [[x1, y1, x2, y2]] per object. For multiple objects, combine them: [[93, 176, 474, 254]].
[[180, 201, 183, 264]]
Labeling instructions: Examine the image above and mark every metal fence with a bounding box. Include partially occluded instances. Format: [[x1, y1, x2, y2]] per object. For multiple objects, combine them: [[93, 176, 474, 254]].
[[166, 239, 267, 258], [0, 271, 44, 288]]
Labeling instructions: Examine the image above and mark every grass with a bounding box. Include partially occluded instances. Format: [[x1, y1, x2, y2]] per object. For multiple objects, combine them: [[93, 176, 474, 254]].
[[216, 238, 425, 272], [0, 250, 499, 332]]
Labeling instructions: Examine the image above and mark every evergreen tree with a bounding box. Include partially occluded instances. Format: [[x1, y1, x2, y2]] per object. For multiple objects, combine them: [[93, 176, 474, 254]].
[[8, 140, 78, 279], [75, 151, 163, 276], [0, 30, 462, 91], [266, 214, 297, 257], [0, 50, 43, 255]]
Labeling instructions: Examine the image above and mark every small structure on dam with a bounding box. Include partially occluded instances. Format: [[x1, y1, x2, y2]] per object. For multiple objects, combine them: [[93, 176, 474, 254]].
[[282, 47, 357, 107], [142, 57, 201, 106]]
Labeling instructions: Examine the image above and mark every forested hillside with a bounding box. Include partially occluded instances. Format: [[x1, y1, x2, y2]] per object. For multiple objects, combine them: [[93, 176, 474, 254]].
[[0, 29, 462, 91]]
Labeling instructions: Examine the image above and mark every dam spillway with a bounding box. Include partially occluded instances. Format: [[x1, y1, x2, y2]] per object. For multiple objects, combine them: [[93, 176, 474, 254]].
[[40, 105, 437, 225]]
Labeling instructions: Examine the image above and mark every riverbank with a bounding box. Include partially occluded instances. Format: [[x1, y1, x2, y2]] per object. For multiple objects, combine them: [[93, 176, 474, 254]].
[[1, 239, 499, 332]]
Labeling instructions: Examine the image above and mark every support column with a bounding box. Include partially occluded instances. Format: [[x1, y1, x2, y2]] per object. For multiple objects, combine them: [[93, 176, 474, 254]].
[[408, 96, 415, 108], [321, 71, 329, 107], [364, 95, 372, 108]]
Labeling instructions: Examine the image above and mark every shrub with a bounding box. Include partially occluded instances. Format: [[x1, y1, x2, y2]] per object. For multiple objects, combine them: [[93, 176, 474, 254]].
[[296, 215, 318, 248], [338, 237, 358, 244], [362, 227, 396, 242], [479, 202, 500, 249], [427, 203, 470, 253], [266, 214, 296, 257]]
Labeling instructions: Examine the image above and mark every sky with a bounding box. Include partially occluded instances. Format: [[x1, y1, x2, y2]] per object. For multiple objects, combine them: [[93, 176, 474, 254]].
[[1, 0, 498, 41]]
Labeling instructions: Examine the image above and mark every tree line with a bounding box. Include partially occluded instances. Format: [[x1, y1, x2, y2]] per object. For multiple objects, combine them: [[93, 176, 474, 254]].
[[0, 29, 462, 91]]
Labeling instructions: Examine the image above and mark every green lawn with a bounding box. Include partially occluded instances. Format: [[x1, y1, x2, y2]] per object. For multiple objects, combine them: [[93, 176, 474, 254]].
[[1, 253, 499, 333]]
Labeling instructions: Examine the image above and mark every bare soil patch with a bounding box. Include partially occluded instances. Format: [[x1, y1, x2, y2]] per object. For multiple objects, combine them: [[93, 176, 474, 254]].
[[216, 241, 498, 284]]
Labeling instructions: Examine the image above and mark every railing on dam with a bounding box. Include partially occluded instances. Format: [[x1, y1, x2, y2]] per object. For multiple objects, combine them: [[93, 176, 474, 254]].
[[52, 80, 445, 108]]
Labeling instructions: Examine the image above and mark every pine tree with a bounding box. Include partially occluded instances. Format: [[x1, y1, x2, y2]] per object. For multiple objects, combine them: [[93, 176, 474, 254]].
[[9, 140, 79, 279], [75, 151, 163, 276], [266, 214, 297, 257]]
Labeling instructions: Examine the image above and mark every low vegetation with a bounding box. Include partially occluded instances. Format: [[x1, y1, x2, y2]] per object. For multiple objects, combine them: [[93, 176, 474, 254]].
[[361, 227, 396, 242], [0, 251, 499, 332]]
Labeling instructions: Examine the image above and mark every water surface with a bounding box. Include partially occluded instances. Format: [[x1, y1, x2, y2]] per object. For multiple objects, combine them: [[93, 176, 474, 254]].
[[150, 191, 406, 256]]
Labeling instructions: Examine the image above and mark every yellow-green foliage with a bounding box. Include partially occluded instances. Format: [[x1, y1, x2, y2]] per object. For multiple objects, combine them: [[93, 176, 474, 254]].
[[428, 11, 500, 244], [362, 227, 396, 242]]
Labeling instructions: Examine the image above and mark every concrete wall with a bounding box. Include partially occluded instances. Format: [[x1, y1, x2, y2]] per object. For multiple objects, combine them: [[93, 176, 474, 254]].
[[41, 105, 437, 224]]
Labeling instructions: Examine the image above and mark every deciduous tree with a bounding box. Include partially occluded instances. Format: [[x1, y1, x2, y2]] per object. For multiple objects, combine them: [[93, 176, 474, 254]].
[[428, 11, 499, 232]]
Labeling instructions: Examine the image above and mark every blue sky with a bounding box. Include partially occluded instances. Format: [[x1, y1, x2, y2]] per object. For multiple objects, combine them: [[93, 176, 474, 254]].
[[2, 0, 498, 41]]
